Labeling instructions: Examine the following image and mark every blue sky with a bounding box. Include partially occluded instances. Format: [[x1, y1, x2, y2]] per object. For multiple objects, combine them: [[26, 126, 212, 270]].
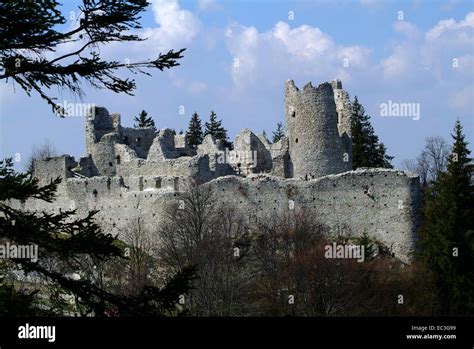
[[1, 0, 473, 169]]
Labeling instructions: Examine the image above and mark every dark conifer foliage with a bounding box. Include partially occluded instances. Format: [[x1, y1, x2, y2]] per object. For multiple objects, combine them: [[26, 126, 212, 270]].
[[186, 112, 204, 148], [0, 1, 185, 116], [418, 120, 474, 315], [350, 96, 393, 169]]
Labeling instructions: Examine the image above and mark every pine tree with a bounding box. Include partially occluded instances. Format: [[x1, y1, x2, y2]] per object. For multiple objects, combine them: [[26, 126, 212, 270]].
[[133, 110, 156, 130], [0, 158, 195, 316], [204, 111, 232, 149], [350, 96, 393, 169], [186, 112, 203, 148], [272, 122, 285, 143], [418, 120, 474, 315]]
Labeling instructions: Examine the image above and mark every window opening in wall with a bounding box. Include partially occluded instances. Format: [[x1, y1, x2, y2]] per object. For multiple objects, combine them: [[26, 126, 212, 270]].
[[116, 155, 121, 165]]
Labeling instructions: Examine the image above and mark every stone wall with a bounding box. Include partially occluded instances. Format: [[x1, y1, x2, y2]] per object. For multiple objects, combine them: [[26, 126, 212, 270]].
[[77, 80, 356, 181], [204, 169, 420, 262], [16, 168, 420, 263], [34, 155, 75, 186], [22, 79, 421, 263], [232, 129, 273, 175]]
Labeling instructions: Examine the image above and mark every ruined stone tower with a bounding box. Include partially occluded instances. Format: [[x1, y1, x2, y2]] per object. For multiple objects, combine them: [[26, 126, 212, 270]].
[[332, 79, 353, 167], [23, 78, 421, 263], [285, 80, 351, 178]]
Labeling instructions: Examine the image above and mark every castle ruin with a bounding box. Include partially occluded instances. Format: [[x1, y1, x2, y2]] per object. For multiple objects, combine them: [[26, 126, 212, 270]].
[[22, 80, 420, 262]]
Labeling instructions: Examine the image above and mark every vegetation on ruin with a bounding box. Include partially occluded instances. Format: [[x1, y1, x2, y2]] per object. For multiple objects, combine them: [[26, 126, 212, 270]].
[[134, 110, 157, 131], [186, 112, 204, 149], [351, 96, 394, 169]]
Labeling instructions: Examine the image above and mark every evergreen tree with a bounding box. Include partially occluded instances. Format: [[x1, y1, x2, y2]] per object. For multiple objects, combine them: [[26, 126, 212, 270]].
[[0, 158, 195, 316], [418, 120, 474, 315], [0, 1, 185, 116], [133, 110, 156, 130], [186, 112, 203, 148], [204, 111, 232, 149], [272, 122, 285, 143], [350, 96, 393, 169]]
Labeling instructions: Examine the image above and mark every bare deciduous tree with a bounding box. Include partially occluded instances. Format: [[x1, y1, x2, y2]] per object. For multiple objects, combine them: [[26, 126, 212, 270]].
[[25, 138, 57, 172], [420, 136, 450, 184], [123, 217, 156, 295], [155, 185, 439, 317], [252, 209, 435, 316], [400, 158, 418, 174], [158, 182, 253, 316], [401, 136, 449, 186]]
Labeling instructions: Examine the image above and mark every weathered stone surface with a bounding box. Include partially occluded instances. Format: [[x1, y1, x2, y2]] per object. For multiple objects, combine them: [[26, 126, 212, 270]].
[[332, 79, 353, 167], [232, 129, 272, 175], [24, 79, 420, 262], [285, 80, 352, 179]]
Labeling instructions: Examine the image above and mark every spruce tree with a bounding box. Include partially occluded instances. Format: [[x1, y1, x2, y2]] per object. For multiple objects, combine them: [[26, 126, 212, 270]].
[[418, 120, 474, 315], [186, 112, 203, 148], [272, 122, 285, 143], [0, 158, 195, 316], [133, 110, 156, 131], [204, 111, 232, 149], [0, 1, 185, 116], [350, 96, 393, 169]]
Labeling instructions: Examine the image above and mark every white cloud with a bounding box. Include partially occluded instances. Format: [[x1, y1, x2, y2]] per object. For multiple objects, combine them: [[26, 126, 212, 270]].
[[145, 0, 201, 51], [272, 22, 335, 58], [381, 22, 422, 80], [426, 12, 474, 41], [225, 21, 371, 88], [49, 0, 201, 64], [381, 44, 412, 78], [382, 13, 474, 86], [393, 21, 421, 39]]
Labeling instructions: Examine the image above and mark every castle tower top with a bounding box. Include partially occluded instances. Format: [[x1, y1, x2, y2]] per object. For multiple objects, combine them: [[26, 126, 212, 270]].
[[284, 80, 351, 178], [331, 79, 343, 90]]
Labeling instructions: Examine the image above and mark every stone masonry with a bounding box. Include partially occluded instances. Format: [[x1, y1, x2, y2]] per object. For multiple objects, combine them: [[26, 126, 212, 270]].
[[17, 80, 421, 263]]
